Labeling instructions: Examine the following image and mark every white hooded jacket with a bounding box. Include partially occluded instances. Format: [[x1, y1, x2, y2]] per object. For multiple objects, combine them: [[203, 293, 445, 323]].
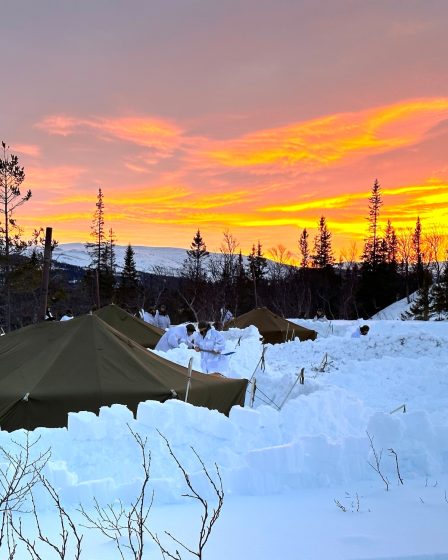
[[155, 324, 194, 352], [194, 327, 229, 374]]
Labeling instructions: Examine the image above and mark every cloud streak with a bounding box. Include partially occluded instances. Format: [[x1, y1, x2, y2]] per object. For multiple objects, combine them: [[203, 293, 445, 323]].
[[36, 114, 184, 159], [199, 98, 448, 171]]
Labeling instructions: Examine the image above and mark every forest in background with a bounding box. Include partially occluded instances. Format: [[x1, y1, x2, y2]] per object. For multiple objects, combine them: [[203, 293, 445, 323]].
[[1, 142, 448, 331]]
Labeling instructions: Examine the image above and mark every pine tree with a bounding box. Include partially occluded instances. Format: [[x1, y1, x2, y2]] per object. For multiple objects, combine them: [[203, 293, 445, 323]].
[[86, 187, 107, 270], [383, 219, 398, 266], [118, 243, 140, 310], [236, 250, 246, 280], [362, 179, 383, 269], [183, 229, 209, 282], [121, 244, 138, 284], [179, 229, 211, 321], [0, 141, 32, 331], [299, 228, 310, 268], [430, 262, 448, 318], [404, 271, 432, 320], [107, 228, 117, 275], [85, 187, 114, 306], [311, 216, 334, 268], [247, 241, 267, 281], [234, 249, 251, 315], [412, 217, 424, 288], [357, 181, 403, 318]]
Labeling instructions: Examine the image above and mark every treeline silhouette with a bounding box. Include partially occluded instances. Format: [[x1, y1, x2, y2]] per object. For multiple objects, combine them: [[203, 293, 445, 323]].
[[1, 144, 447, 331]]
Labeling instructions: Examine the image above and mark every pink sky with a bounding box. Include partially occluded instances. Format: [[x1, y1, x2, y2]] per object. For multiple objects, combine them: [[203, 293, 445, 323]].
[[1, 0, 447, 259]]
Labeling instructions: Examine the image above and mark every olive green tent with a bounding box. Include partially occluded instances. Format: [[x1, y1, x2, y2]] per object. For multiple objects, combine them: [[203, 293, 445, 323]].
[[225, 307, 317, 344], [94, 303, 164, 349], [0, 315, 248, 432]]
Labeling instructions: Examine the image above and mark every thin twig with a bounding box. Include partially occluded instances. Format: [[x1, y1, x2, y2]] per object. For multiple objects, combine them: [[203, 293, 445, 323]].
[[366, 432, 389, 491]]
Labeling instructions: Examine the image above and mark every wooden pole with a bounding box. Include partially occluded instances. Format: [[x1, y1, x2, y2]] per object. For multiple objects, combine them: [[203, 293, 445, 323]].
[[250, 378, 257, 407], [185, 357, 193, 403], [40, 227, 52, 321]]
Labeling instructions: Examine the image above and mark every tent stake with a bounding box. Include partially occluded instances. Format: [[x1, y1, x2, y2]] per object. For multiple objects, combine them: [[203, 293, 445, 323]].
[[250, 378, 257, 408], [185, 357, 193, 403], [278, 368, 305, 410], [249, 346, 266, 383]]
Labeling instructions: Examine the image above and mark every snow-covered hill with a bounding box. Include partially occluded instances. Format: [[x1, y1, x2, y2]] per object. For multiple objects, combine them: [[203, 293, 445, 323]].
[[53, 242, 253, 276], [370, 293, 417, 320], [53, 243, 189, 274]]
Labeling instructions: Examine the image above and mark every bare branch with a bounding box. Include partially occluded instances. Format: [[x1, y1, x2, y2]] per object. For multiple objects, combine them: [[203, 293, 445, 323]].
[[388, 448, 404, 485], [366, 432, 389, 491], [0, 434, 50, 515], [78, 424, 153, 560], [153, 430, 225, 560]]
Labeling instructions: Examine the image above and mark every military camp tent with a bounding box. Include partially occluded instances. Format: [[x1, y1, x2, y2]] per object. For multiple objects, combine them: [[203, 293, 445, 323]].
[[0, 315, 248, 432], [225, 307, 317, 344], [94, 303, 164, 349]]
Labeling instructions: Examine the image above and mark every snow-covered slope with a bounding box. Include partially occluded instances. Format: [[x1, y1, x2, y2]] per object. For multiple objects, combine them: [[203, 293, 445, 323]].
[[370, 293, 417, 320], [53, 243, 189, 274], [53, 242, 250, 275]]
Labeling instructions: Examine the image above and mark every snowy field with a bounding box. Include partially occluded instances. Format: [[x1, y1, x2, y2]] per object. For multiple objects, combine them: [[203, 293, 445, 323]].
[[1, 309, 448, 559]]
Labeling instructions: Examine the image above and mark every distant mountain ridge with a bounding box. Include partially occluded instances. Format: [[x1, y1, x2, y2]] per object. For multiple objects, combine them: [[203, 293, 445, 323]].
[[53, 243, 248, 275], [53, 243, 190, 275]]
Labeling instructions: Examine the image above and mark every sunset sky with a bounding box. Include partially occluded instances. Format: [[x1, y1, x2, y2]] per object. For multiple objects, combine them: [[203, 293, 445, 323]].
[[1, 0, 448, 260]]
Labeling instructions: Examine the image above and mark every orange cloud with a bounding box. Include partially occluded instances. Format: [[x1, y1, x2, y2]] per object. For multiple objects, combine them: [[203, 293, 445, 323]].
[[91, 184, 244, 225], [200, 98, 448, 171], [36, 114, 183, 156], [261, 193, 367, 213]]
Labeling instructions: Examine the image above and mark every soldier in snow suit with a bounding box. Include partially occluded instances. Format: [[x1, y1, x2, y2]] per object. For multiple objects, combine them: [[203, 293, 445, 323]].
[[157, 304, 171, 330], [155, 323, 196, 352], [194, 321, 229, 375], [145, 307, 159, 327]]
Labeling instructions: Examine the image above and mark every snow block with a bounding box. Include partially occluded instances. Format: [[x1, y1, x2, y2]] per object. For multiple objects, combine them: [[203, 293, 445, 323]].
[[45, 460, 78, 488], [366, 411, 405, 448], [67, 410, 102, 440], [98, 403, 134, 439], [257, 404, 282, 444], [66, 477, 116, 504], [137, 398, 198, 436], [193, 407, 234, 439], [246, 442, 304, 475], [136, 399, 165, 427], [229, 406, 261, 432]]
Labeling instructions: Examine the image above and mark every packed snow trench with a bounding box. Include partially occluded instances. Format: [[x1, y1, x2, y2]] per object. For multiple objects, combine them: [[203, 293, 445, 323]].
[[1, 318, 448, 559]]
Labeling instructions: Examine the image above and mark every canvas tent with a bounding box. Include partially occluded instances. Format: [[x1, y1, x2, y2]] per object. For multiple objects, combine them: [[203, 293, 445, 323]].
[[94, 303, 164, 349], [0, 315, 248, 432], [226, 307, 317, 344]]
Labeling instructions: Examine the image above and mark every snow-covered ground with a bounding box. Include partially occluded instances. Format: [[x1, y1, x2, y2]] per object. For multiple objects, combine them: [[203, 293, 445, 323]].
[[1, 300, 448, 559]]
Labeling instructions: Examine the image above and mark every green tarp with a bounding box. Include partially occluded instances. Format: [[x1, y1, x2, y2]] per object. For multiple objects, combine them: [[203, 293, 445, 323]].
[[0, 315, 248, 432], [94, 303, 164, 349], [226, 307, 317, 344]]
